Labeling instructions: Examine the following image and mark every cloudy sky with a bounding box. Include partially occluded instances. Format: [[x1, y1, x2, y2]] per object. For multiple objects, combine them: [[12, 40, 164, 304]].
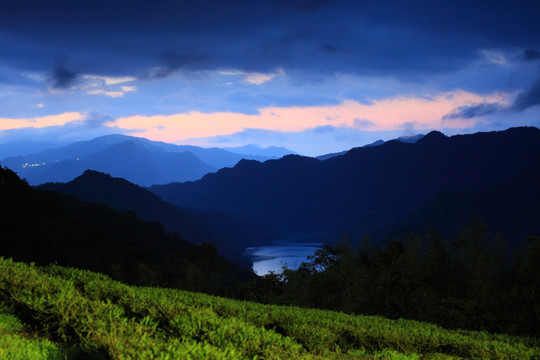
[[1, 0, 540, 157]]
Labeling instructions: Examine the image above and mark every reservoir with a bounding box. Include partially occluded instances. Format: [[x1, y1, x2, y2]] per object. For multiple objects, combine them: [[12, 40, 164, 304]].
[[244, 234, 324, 276]]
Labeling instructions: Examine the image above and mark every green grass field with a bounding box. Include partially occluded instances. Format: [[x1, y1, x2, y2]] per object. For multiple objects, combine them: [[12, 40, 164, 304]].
[[0, 257, 538, 359]]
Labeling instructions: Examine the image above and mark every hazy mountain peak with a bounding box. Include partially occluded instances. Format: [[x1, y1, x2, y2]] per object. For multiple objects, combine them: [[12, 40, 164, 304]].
[[88, 134, 136, 143], [233, 158, 261, 170], [364, 140, 385, 147], [396, 134, 425, 143], [223, 144, 295, 158], [417, 130, 447, 145]]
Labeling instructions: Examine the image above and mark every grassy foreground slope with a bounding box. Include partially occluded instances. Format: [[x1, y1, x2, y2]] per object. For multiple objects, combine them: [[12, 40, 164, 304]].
[[1, 258, 538, 360]]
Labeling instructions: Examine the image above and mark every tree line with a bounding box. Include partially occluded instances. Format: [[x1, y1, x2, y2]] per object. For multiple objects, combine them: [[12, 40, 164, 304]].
[[2, 165, 538, 337], [248, 219, 540, 337]]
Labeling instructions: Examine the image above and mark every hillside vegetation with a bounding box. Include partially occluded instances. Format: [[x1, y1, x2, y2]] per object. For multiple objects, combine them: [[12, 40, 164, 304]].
[[0, 166, 254, 297], [1, 258, 539, 360], [37, 170, 277, 266], [254, 225, 540, 337]]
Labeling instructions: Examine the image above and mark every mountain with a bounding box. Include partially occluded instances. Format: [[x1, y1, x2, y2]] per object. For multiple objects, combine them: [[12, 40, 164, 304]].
[[2, 134, 134, 165], [37, 170, 277, 266], [316, 150, 348, 161], [147, 142, 284, 168], [316, 134, 423, 160], [1, 134, 289, 186], [379, 172, 540, 252], [223, 144, 295, 158], [150, 127, 540, 242], [0, 166, 256, 294], [17, 140, 216, 186], [396, 134, 425, 143], [363, 139, 386, 147]]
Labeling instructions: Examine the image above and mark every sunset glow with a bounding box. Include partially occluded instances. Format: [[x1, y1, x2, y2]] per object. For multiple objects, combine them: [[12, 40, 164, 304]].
[[0, 1, 538, 156]]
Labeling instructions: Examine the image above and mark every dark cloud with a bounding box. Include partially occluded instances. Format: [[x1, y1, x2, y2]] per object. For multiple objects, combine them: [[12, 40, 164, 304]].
[[225, 90, 339, 112], [144, 51, 211, 79], [49, 56, 78, 89], [279, 0, 334, 14], [443, 102, 505, 120], [319, 44, 352, 54], [520, 49, 540, 61], [1, 0, 539, 81], [512, 78, 540, 111]]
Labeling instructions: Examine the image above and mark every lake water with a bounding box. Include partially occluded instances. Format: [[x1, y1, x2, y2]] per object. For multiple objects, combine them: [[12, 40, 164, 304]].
[[244, 235, 324, 276]]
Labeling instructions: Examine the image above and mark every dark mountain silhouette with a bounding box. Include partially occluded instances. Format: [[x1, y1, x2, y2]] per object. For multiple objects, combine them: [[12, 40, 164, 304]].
[[378, 172, 540, 252], [37, 170, 277, 266], [316, 150, 349, 161], [0, 166, 256, 294], [1, 134, 294, 186], [150, 127, 540, 241], [396, 134, 425, 143], [316, 134, 423, 160]]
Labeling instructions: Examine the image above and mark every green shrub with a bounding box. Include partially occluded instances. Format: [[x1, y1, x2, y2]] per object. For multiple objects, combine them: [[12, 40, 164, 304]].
[[0, 257, 538, 360]]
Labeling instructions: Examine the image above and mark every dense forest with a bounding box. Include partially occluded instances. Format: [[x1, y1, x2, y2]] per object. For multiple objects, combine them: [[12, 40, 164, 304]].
[[1, 161, 540, 341], [0, 166, 255, 297], [250, 224, 540, 337]]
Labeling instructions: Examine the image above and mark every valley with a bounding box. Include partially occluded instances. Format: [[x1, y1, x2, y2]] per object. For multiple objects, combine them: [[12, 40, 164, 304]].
[[3, 2, 540, 357], [1, 127, 539, 358]]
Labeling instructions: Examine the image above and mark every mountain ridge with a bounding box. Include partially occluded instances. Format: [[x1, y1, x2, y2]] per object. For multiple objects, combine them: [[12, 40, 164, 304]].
[[37, 170, 278, 266], [1, 134, 295, 186], [379, 171, 540, 252], [0, 166, 256, 293], [150, 127, 540, 241]]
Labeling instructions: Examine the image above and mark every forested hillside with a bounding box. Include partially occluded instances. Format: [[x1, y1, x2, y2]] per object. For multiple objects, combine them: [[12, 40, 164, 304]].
[[151, 127, 540, 241], [0, 166, 255, 296], [37, 170, 277, 266], [253, 223, 540, 337]]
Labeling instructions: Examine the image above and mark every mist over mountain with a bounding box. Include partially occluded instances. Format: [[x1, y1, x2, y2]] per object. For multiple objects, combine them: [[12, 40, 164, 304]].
[[19, 140, 215, 186], [150, 127, 540, 243], [38, 170, 277, 266], [1, 134, 294, 186], [223, 145, 295, 158]]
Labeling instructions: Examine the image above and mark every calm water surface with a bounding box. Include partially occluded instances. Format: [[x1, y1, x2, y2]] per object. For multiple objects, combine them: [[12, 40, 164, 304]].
[[244, 235, 324, 275]]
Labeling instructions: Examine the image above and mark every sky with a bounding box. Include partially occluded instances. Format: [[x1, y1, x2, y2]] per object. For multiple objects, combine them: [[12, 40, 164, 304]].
[[1, 0, 540, 157]]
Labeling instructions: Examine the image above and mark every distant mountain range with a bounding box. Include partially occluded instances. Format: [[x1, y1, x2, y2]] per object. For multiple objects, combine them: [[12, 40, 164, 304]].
[[38, 170, 277, 266], [1, 134, 295, 186], [4, 126, 539, 269], [150, 127, 540, 250], [223, 144, 294, 158]]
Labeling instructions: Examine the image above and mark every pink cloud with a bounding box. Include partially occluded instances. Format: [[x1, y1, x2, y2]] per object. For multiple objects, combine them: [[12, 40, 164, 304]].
[[0, 112, 85, 131], [108, 90, 507, 143]]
